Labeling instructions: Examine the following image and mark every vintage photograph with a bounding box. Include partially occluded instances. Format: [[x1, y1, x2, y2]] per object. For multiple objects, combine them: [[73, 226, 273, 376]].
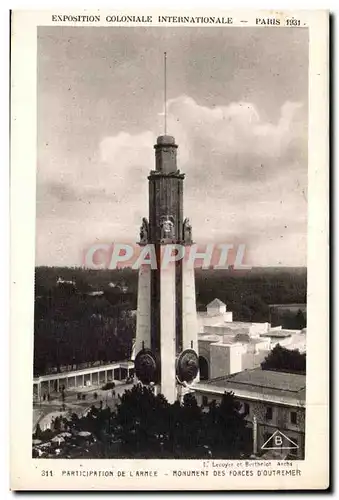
[[31, 24, 309, 462]]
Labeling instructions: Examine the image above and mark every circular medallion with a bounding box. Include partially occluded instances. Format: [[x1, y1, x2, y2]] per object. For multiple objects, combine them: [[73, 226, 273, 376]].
[[176, 349, 199, 383], [134, 349, 159, 385]]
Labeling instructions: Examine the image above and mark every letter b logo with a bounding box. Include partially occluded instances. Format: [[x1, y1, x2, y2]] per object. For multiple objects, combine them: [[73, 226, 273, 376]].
[[274, 435, 283, 446]]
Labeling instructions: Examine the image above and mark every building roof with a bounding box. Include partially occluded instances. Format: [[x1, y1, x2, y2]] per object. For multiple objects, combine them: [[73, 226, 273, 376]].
[[33, 361, 128, 383], [248, 338, 269, 345], [262, 330, 291, 339], [263, 328, 304, 339], [211, 322, 250, 330], [198, 334, 221, 343], [268, 303, 306, 309], [194, 368, 306, 407], [215, 368, 305, 392], [207, 298, 226, 308], [207, 321, 268, 328]]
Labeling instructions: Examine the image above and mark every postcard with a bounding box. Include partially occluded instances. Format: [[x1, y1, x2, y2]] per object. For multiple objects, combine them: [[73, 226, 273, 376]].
[[10, 9, 329, 490]]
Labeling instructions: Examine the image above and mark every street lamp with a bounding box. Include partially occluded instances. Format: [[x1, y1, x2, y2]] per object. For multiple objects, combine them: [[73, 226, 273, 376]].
[[252, 415, 258, 457]]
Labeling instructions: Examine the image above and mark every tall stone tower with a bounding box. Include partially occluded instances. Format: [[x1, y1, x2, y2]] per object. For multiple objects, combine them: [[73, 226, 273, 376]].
[[134, 135, 199, 403]]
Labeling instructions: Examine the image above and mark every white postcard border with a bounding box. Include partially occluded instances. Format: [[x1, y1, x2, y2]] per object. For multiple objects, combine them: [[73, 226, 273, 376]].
[[10, 9, 329, 490]]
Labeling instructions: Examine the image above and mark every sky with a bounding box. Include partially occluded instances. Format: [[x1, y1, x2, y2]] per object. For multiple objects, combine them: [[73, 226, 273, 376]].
[[36, 26, 308, 267]]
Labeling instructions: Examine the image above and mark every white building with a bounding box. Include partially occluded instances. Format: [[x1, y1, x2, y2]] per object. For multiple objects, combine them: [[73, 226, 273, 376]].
[[197, 299, 306, 380], [33, 361, 135, 400]]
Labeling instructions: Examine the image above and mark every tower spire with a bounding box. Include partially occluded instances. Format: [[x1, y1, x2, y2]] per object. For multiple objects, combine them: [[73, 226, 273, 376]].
[[164, 51, 167, 135]]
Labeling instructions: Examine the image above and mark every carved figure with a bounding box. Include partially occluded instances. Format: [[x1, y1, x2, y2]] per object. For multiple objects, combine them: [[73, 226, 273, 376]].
[[140, 217, 149, 243], [183, 217, 192, 243], [161, 217, 174, 239]]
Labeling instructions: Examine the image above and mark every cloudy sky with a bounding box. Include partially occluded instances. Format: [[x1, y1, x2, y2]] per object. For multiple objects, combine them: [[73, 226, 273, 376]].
[[36, 26, 308, 267]]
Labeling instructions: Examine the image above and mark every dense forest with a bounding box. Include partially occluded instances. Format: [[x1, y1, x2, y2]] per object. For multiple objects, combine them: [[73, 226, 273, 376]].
[[34, 274, 136, 376], [194, 267, 306, 323], [34, 266, 307, 376]]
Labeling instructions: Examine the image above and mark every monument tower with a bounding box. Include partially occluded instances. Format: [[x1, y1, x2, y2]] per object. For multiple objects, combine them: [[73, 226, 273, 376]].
[[134, 53, 199, 403], [134, 134, 199, 403]]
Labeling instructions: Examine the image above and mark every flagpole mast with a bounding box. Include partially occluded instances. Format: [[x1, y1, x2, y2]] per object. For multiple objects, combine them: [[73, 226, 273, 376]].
[[164, 51, 167, 135]]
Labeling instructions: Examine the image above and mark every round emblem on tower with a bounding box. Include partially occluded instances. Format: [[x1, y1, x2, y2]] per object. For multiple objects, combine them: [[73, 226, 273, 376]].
[[134, 349, 159, 385], [176, 349, 199, 384]]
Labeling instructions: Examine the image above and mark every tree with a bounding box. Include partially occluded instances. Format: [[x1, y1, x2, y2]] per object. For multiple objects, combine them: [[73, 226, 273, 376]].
[[179, 393, 203, 453], [113, 385, 251, 459], [35, 386, 252, 459], [114, 384, 171, 456], [34, 423, 42, 440], [214, 392, 250, 455], [68, 413, 80, 431], [53, 416, 61, 432], [261, 344, 306, 374], [240, 294, 269, 322]]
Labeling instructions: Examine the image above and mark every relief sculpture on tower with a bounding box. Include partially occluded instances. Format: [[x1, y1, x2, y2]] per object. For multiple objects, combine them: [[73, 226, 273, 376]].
[[134, 348, 159, 385], [176, 349, 199, 384], [160, 215, 175, 241], [139, 217, 149, 244], [183, 217, 193, 244]]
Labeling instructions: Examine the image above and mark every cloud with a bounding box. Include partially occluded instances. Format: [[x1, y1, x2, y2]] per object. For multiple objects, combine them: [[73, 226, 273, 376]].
[[36, 96, 307, 267], [165, 96, 306, 178]]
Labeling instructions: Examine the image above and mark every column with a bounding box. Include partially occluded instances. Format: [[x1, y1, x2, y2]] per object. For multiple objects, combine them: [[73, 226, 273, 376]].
[[48, 380, 51, 394], [253, 415, 258, 456], [57, 379, 60, 392], [160, 258, 176, 403], [135, 264, 151, 354], [182, 257, 199, 352], [90, 373, 93, 386], [105, 371, 107, 383], [82, 375, 85, 387]]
